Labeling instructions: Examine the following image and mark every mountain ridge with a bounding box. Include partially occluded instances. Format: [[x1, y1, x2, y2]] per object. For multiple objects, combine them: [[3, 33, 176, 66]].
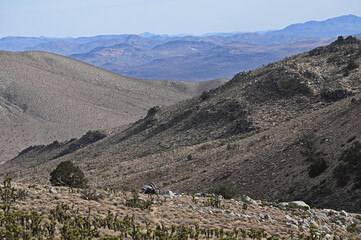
[[1, 15, 360, 81]]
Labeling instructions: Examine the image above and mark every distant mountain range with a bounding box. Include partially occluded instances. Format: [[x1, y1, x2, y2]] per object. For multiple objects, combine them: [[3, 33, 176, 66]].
[[1, 14, 360, 81]]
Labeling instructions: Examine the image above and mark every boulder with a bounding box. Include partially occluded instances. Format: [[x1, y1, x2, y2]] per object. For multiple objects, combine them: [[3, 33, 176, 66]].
[[49, 187, 57, 194], [288, 201, 310, 210], [162, 190, 175, 198], [340, 210, 348, 217]]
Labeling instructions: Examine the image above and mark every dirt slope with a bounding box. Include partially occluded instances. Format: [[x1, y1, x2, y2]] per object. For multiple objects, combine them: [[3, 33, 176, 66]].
[[0, 50, 227, 161]]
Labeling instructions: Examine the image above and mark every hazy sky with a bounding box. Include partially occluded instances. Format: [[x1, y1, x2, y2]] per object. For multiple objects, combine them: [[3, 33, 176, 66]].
[[1, 0, 360, 37]]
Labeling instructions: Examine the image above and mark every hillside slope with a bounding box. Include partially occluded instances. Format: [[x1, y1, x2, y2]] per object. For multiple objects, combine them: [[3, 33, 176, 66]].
[[2, 36, 361, 211], [0, 51, 226, 161]]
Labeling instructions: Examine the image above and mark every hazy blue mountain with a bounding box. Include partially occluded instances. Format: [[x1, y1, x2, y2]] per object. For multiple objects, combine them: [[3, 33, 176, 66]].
[[98, 38, 334, 81], [0, 36, 54, 51], [24, 40, 80, 55], [151, 40, 217, 56], [267, 14, 361, 38], [71, 43, 153, 68], [1, 15, 359, 81]]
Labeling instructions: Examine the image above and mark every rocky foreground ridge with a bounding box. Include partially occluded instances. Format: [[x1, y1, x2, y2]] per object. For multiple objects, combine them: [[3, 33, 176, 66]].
[[1, 181, 361, 239]]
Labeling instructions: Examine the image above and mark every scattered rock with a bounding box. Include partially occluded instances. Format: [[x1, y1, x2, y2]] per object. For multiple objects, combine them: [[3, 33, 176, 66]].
[[49, 187, 57, 194], [265, 214, 272, 221], [285, 214, 298, 225], [288, 201, 310, 210], [190, 205, 197, 211], [340, 210, 348, 217], [162, 190, 175, 198], [288, 223, 298, 229], [316, 212, 328, 222], [320, 225, 331, 233]]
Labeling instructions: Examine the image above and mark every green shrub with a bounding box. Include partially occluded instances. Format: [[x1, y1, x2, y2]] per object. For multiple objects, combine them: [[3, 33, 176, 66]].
[[344, 59, 359, 76], [333, 141, 361, 188], [50, 161, 88, 188], [346, 223, 357, 233], [125, 189, 152, 210], [300, 133, 327, 177], [339, 140, 361, 165], [308, 159, 327, 178], [346, 59, 359, 71], [210, 183, 240, 199], [333, 164, 350, 187], [200, 91, 210, 100]]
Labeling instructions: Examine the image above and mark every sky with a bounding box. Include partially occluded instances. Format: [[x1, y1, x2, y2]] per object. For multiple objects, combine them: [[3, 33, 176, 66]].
[[1, 0, 360, 38]]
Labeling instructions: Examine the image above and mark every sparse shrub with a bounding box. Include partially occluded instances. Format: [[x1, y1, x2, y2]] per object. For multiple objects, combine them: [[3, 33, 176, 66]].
[[187, 154, 193, 161], [226, 143, 238, 150], [346, 59, 359, 71], [300, 133, 318, 161], [50, 161, 88, 188], [339, 140, 361, 165], [344, 58, 359, 76], [354, 168, 361, 189], [242, 202, 248, 210], [320, 89, 354, 102], [346, 223, 357, 233], [308, 159, 327, 178], [200, 91, 210, 101], [300, 133, 327, 177], [210, 183, 240, 199], [333, 164, 350, 187], [125, 189, 152, 210], [203, 196, 224, 208], [147, 106, 161, 116], [333, 141, 361, 188]]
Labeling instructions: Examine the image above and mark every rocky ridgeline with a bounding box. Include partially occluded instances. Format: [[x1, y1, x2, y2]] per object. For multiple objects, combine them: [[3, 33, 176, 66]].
[[1, 182, 360, 239]]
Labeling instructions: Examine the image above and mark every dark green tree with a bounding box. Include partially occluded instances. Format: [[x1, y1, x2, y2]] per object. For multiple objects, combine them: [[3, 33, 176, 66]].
[[50, 161, 88, 188]]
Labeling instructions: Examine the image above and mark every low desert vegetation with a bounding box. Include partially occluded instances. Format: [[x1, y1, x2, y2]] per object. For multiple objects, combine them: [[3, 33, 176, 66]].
[[2, 177, 357, 239], [210, 183, 240, 200]]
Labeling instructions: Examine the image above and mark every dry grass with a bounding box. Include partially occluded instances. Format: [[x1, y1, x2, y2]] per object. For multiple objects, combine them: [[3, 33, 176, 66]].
[[5, 183, 360, 239]]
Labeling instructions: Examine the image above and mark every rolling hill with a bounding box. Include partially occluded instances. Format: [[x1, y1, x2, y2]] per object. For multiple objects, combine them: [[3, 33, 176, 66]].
[[2, 36, 360, 212], [0, 50, 227, 162]]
